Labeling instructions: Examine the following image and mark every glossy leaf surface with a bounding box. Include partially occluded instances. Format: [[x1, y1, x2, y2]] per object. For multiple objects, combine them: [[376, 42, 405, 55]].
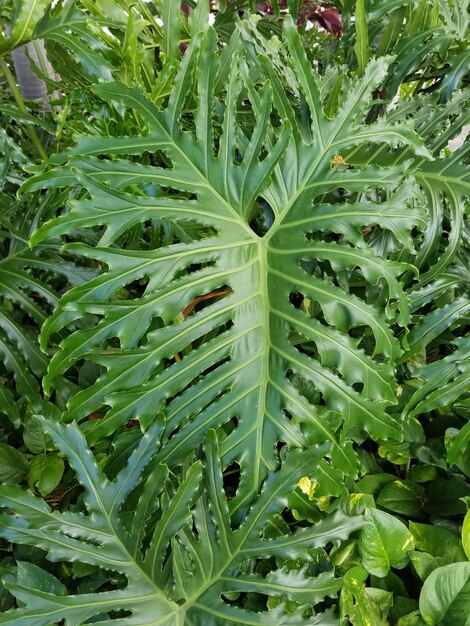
[[29, 20, 433, 518], [0, 419, 362, 625]]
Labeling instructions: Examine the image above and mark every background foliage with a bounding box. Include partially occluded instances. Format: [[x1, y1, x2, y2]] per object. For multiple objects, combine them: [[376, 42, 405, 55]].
[[0, 1, 469, 624]]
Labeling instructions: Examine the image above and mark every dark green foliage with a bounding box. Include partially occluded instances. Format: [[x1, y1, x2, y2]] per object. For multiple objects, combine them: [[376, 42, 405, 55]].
[[0, 1, 469, 625]]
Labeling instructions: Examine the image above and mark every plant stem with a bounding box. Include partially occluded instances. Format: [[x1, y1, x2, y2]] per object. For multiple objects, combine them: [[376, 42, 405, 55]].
[[0, 57, 48, 161]]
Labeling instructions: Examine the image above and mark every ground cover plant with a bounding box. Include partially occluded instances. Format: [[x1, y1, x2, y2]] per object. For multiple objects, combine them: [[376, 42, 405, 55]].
[[0, 1, 469, 624]]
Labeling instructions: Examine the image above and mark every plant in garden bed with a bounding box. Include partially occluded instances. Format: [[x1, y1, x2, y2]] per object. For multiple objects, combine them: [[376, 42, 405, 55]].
[[0, 1, 469, 625]]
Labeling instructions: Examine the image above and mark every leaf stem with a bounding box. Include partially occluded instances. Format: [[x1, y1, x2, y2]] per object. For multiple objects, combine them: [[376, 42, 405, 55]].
[[0, 57, 48, 161]]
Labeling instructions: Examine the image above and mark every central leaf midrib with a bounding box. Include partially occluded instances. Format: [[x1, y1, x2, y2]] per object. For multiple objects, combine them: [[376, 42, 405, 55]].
[[251, 240, 271, 487], [183, 453, 315, 613], [55, 443, 177, 613]]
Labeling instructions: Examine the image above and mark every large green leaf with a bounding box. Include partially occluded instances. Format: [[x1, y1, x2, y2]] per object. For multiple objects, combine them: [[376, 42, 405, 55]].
[[419, 562, 470, 626], [1, 2, 470, 623], [28, 20, 432, 516], [377, 479, 426, 519], [439, 49, 470, 101], [358, 508, 414, 577], [0, 0, 130, 80], [346, 91, 470, 414], [0, 418, 361, 624], [349, 100, 470, 297]]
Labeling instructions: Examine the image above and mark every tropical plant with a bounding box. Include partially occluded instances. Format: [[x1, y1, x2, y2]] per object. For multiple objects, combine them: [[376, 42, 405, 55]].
[[0, 1, 469, 625], [0, 418, 363, 625]]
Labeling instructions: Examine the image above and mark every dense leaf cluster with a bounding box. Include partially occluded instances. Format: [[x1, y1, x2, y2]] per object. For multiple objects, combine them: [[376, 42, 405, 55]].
[[0, 1, 469, 625]]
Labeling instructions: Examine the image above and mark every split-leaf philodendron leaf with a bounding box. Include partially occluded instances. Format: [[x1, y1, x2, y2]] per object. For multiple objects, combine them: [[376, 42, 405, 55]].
[[0, 417, 362, 625], [27, 18, 431, 517], [0, 5, 469, 625]]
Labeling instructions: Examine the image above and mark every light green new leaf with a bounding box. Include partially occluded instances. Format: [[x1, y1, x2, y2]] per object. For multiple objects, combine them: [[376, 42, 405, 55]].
[[354, 0, 370, 75], [0, 0, 50, 54], [160, 0, 181, 60], [0, 443, 29, 484], [463, 509, 470, 560]]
